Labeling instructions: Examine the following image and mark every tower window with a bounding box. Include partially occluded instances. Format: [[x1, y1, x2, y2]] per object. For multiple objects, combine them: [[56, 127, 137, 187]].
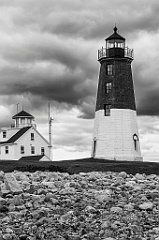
[[31, 146, 35, 154], [5, 146, 9, 154], [21, 146, 25, 154], [31, 133, 34, 141], [104, 104, 111, 116], [105, 82, 112, 93], [106, 65, 113, 75], [3, 131, 6, 138], [41, 147, 45, 155]]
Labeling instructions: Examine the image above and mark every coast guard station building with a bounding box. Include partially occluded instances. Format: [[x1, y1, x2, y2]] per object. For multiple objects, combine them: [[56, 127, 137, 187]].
[[0, 110, 50, 161]]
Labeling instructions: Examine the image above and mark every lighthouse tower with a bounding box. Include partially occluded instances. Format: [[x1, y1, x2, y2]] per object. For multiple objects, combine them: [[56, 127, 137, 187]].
[[92, 26, 142, 161]]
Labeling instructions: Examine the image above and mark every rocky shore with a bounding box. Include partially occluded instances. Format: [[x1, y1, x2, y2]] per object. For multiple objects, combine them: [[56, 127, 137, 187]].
[[0, 170, 159, 240]]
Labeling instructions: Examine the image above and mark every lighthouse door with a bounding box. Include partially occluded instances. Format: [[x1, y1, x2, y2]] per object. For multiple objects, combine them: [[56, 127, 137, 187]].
[[93, 139, 97, 158]]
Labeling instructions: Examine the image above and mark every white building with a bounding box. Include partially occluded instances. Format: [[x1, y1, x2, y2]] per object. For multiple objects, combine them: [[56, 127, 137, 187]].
[[0, 110, 51, 161]]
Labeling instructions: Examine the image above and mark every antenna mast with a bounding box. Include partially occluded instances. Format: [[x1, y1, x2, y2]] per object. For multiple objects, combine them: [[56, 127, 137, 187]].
[[48, 103, 53, 160], [16, 103, 19, 113]]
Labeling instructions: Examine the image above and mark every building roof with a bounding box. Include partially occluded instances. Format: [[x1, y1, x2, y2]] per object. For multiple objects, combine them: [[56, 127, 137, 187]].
[[106, 26, 125, 41], [12, 110, 34, 119], [0, 127, 31, 144], [19, 155, 44, 161]]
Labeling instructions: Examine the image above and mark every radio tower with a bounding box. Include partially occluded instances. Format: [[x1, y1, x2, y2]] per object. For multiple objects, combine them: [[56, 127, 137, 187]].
[[48, 103, 53, 160]]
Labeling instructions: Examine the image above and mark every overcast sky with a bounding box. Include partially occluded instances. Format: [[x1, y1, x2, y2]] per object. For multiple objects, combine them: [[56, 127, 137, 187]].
[[0, 0, 159, 161]]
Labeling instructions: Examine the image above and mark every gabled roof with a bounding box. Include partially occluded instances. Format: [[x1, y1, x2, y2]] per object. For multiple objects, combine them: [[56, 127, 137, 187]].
[[19, 155, 44, 161], [0, 127, 31, 144], [12, 110, 34, 119]]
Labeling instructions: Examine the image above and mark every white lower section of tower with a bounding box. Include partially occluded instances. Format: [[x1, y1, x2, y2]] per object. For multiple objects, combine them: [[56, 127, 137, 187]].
[[92, 109, 143, 161]]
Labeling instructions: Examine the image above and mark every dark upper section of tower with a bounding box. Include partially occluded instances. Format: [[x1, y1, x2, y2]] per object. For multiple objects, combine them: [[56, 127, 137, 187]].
[[98, 27, 134, 61]]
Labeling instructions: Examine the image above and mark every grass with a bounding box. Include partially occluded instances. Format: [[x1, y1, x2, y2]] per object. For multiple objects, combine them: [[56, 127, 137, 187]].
[[0, 158, 159, 175]]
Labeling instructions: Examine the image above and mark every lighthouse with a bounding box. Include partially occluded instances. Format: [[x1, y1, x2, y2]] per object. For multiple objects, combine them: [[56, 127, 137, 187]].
[[92, 26, 142, 161]]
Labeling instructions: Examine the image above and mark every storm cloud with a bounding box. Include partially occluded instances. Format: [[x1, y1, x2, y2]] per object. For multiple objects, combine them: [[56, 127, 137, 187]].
[[0, 0, 159, 119]]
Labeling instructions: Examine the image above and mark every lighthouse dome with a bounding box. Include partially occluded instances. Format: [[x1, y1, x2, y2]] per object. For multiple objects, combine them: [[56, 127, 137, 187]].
[[106, 26, 125, 41]]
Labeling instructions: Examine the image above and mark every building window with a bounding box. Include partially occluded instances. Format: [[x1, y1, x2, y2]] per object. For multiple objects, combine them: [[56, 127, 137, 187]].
[[31, 146, 35, 154], [3, 131, 6, 138], [31, 133, 34, 141], [104, 104, 111, 116], [105, 82, 112, 93], [5, 146, 9, 154], [41, 147, 45, 155], [21, 146, 25, 154], [107, 65, 113, 75], [21, 118, 25, 124]]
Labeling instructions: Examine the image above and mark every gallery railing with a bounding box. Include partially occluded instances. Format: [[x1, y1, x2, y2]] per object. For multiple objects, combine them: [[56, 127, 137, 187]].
[[98, 47, 134, 60]]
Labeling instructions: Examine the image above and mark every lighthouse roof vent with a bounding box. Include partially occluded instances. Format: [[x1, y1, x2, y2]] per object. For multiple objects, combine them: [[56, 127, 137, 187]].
[[106, 26, 125, 41]]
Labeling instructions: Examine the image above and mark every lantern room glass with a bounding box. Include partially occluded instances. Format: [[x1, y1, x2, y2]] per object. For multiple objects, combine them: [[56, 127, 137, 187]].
[[106, 39, 125, 49]]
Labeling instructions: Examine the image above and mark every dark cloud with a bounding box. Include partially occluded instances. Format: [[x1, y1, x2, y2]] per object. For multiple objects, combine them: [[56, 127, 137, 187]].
[[0, 0, 159, 121], [7, 0, 159, 40], [137, 89, 159, 116]]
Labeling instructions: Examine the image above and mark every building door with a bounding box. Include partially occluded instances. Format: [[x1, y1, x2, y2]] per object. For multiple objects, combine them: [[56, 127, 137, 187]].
[[92, 139, 97, 158]]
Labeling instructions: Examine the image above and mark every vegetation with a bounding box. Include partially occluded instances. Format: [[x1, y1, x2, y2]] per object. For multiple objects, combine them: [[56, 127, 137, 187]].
[[0, 158, 159, 175]]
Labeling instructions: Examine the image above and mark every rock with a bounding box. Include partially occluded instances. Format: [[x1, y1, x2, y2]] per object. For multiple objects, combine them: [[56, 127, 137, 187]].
[[42, 181, 56, 188], [118, 171, 127, 178], [0, 205, 9, 213], [152, 227, 159, 234], [2, 234, 13, 240], [138, 202, 154, 210], [60, 210, 74, 223], [8, 204, 15, 211], [135, 173, 145, 180], [125, 180, 136, 188], [0, 182, 10, 195], [19, 234, 28, 240], [0, 197, 7, 205], [5, 228, 13, 234], [14, 172, 30, 182], [103, 238, 116, 240], [59, 188, 76, 195], [94, 189, 112, 202], [4, 173, 23, 194], [110, 206, 123, 213], [124, 203, 134, 211], [45, 192, 56, 200], [14, 195, 23, 206], [101, 221, 110, 229], [85, 205, 96, 213]]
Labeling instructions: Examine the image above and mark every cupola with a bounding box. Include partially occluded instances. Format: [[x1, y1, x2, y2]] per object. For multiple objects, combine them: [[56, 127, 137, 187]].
[[12, 110, 35, 128]]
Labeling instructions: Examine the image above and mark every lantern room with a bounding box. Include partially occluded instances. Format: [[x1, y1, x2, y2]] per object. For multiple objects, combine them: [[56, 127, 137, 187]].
[[105, 26, 125, 58], [97, 26, 134, 60]]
